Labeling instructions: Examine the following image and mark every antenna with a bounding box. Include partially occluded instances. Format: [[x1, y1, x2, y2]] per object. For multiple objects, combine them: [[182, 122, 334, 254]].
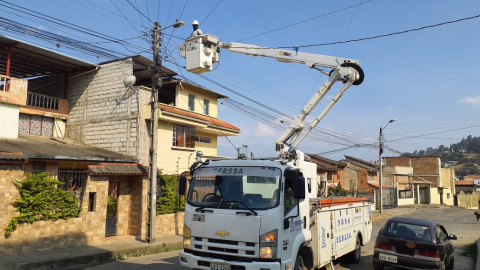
[[123, 75, 137, 92]]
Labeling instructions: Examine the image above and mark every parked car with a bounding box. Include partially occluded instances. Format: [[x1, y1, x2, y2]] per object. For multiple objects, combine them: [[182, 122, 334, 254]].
[[373, 216, 456, 270]]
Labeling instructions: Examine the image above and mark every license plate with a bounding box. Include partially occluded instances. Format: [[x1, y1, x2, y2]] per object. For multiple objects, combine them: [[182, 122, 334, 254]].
[[379, 253, 397, 263], [210, 262, 231, 270]]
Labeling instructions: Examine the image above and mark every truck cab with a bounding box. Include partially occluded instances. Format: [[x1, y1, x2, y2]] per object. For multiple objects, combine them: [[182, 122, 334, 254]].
[[180, 155, 316, 270]]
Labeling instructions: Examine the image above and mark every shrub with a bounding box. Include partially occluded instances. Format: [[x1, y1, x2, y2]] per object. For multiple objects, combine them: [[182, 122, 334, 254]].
[[329, 182, 348, 197], [156, 174, 185, 215], [5, 173, 80, 236]]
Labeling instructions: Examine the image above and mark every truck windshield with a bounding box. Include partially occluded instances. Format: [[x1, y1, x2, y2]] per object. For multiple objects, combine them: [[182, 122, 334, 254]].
[[187, 166, 282, 210]]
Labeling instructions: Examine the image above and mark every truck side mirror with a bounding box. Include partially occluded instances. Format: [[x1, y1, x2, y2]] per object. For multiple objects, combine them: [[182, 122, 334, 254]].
[[293, 177, 306, 200], [179, 176, 187, 196]]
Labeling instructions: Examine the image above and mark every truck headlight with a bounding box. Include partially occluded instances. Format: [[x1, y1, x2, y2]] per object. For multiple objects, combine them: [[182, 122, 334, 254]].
[[259, 229, 277, 258], [183, 225, 191, 250]]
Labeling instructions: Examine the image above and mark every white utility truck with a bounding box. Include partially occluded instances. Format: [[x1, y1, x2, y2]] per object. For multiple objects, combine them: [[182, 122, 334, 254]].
[[177, 33, 372, 270]]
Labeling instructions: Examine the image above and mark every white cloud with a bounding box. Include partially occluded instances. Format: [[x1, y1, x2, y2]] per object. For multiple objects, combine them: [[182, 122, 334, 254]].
[[37, 25, 45, 30], [457, 95, 480, 106], [256, 122, 275, 137], [385, 106, 394, 112]]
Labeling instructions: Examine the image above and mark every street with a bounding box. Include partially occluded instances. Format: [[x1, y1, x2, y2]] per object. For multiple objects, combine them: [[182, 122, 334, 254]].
[[85, 206, 478, 270]]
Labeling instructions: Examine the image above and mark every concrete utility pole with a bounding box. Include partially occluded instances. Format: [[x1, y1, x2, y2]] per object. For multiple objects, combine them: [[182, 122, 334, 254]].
[[146, 19, 184, 244], [378, 119, 396, 214], [147, 22, 161, 244]]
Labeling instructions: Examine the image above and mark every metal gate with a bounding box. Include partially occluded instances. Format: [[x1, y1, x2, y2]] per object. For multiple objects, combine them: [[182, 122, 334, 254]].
[[375, 188, 398, 209], [419, 187, 430, 204], [106, 182, 118, 236], [381, 188, 398, 209]]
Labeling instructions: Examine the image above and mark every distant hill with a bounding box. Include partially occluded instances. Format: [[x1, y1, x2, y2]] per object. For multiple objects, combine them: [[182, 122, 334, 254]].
[[401, 135, 480, 178]]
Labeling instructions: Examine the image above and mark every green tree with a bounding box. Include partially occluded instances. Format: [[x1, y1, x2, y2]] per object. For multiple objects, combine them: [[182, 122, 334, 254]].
[[329, 182, 348, 197], [5, 173, 80, 236], [156, 174, 186, 215]]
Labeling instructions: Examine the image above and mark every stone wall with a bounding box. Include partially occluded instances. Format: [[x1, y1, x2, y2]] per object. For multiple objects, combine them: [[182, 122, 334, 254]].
[[155, 212, 184, 238], [0, 170, 149, 255]]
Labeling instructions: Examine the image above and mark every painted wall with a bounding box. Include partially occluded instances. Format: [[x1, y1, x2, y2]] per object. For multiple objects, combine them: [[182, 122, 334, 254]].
[[157, 120, 217, 174], [457, 191, 478, 209], [0, 103, 19, 138], [177, 83, 219, 118], [398, 197, 415, 206]]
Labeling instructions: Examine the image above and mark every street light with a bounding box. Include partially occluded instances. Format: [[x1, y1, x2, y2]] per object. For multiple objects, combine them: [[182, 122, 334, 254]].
[[147, 20, 184, 244], [379, 119, 396, 213]]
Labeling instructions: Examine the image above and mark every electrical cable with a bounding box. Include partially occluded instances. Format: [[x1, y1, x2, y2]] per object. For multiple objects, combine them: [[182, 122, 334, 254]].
[[200, 0, 223, 25], [126, 0, 153, 24]]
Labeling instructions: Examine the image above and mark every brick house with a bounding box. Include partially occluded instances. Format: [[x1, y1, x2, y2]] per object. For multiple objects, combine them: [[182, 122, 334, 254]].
[[342, 156, 380, 204], [384, 156, 455, 206], [307, 154, 345, 196]]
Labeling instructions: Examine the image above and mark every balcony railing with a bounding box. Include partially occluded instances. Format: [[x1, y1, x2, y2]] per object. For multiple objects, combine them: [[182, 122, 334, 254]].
[[27, 92, 59, 110], [0, 76, 11, 91]]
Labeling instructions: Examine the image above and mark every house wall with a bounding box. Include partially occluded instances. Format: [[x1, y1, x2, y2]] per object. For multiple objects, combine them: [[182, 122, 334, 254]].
[[57, 59, 139, 159], [398, 197, 415, 206], [429, 187, 453, 206], [385, 157, 440, 187], [177, 84, 219, 118], [157, 120, 218, 174], [0, 103, 19, 138]]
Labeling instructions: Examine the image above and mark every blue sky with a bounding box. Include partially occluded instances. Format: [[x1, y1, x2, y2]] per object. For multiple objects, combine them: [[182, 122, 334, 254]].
[[3, 0, 480, 162]]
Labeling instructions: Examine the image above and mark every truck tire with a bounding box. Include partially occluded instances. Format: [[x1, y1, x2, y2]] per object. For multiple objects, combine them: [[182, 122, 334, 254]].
[[347, 235, 361, 264], [294, 255, 307, 270]]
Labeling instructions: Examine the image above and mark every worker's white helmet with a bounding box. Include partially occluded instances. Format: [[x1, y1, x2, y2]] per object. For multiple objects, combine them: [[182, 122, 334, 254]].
[[192, 20, 199, 25]]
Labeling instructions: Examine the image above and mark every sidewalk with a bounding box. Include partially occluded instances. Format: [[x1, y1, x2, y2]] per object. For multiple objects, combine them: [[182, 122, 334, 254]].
[[0, 235, 182, 270]]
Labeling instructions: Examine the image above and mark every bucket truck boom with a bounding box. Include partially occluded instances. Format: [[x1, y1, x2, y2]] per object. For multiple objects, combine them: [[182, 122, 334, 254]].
[[178, 34, 364, 151]]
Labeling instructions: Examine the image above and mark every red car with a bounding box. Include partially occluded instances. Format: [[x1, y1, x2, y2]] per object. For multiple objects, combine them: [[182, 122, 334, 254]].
[[373, 217, 456, 270]]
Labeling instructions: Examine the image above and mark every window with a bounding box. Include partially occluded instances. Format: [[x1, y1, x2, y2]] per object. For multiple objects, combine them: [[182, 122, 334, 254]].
[[32, 161, 46, 174], [158, 83, 176, 106], [327, 171, 333, 181], [88, 192, 96, 212], [188, 94, 195, 111], [194, 135, 211, 143], [173, 124, 195, 148], [368, 171, 375, 181], [382, 221, 433, 243], [203, 99, 209, 115], [447, 193, 450, 199]]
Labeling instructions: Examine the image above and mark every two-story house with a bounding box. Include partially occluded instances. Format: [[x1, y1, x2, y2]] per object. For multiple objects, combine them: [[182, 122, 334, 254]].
[[384, 156, 455, 206], [342, 156, 381, 205], [307, 154, 346, 196]]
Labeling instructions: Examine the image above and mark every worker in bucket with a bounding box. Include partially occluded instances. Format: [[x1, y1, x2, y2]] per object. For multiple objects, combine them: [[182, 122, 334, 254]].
[[190, 20, 203, 38]]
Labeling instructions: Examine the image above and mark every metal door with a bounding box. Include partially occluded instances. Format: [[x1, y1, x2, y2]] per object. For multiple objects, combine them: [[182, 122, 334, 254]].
[[419, 187, 429, 204]]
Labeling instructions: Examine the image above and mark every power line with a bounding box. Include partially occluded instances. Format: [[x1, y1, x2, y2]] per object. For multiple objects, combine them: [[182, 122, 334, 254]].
[[238, 13, 480, 49], [126, 0, 153, 24], [200, 0, 223, 25], [237, 0, 375, 42]]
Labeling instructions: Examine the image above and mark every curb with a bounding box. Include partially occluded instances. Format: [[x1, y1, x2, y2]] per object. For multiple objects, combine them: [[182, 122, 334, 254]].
[[10, 240, 183, 270], [476, 238, 480, 270]]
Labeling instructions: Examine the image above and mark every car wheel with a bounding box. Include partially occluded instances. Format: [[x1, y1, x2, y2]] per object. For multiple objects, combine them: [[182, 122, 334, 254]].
[[348, 235, 361, 264], [294, 254, 307, 270], [446, 257, 454, 269]]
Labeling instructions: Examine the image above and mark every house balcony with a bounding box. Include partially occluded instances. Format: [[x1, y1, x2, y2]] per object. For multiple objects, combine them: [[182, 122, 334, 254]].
[[0, 74, 27, 106], [20, 92, 69, 119]]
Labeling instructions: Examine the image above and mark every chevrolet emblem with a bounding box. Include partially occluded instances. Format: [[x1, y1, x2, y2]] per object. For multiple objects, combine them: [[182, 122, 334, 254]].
[[215, 230, 230, 237]]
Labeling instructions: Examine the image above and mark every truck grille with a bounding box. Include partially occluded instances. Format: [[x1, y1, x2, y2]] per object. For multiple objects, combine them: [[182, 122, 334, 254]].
[[193, 237, 257, 257]]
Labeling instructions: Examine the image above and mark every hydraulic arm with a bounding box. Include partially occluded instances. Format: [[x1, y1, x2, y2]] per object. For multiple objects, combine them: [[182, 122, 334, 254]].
[[179, 34, 365, 152]]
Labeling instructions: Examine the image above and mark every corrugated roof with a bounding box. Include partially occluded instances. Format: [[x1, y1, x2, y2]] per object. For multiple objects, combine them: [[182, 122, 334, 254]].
[[88, 163, 148, 175], [455, 180, 474, 186], [0, 135, 135, 162], [344, 155, 378, 171], [99, 55, 177, 78], [368, 182, 389, 189], [308, 154, 346, 170], [159, 104, 240, 131], [0, 35, 98, 78]]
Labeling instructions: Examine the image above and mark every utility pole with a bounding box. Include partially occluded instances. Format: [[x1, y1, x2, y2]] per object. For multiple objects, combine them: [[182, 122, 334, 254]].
[[147, 21, 161, 244], [378, 119, 396, 214], [378, 126, 384, 214]]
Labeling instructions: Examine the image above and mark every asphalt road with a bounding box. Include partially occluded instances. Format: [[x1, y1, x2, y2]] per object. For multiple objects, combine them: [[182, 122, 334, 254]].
[[85, 206, 478, 270]]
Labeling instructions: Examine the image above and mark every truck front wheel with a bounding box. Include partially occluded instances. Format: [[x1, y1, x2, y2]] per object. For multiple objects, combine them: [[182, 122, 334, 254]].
[[294, 255, 307, 270], [347, 235, 361, 264]]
